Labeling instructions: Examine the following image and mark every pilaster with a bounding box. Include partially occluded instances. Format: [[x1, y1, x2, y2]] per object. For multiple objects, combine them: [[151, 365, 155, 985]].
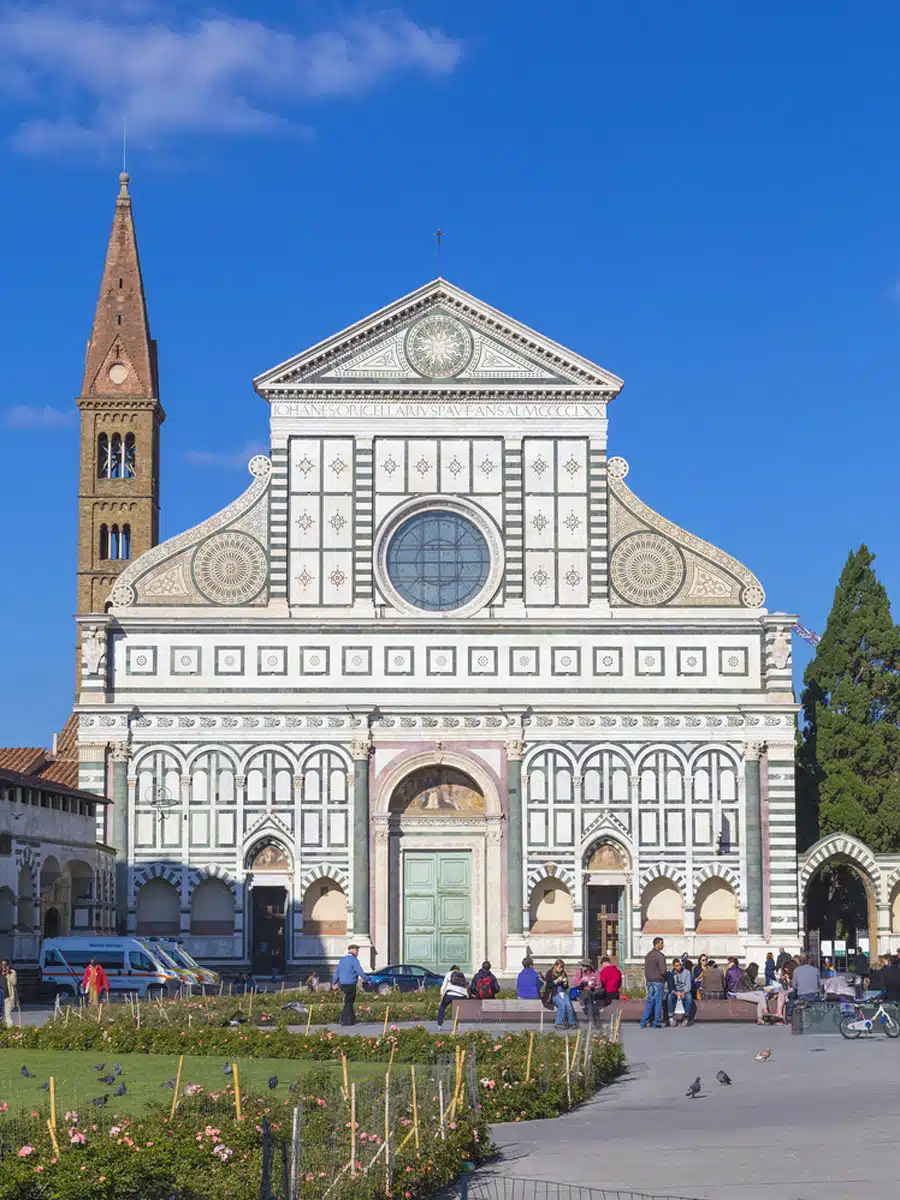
[[109, 741, 131, 932]]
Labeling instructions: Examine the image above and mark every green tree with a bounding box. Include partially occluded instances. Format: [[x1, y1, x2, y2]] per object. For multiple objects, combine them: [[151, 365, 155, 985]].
[[797, 546, 900, 851]]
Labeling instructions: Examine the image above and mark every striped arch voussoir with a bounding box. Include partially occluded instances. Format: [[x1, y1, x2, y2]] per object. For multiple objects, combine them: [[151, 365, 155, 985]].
[[799, 834, 879, 891], [693, 864, 741, 892], [132, 863, 182, 896], [527, 863, 575, 892], [639, 863, 687, 892], [16, 845, 38, 874], [188, 865, 237, 897], [299, 863, 349, 894]]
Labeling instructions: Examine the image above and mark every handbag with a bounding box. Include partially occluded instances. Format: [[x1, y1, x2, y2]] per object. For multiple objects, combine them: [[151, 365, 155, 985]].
[[674, 997, 685, 1016]]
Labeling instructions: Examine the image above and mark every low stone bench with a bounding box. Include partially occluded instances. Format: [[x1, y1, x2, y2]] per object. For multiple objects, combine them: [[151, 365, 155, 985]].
[[449, 996, 759, 1023]]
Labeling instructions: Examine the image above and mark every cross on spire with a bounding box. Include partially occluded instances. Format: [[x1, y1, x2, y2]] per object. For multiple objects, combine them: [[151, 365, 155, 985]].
[[434, 228, 445, 277]]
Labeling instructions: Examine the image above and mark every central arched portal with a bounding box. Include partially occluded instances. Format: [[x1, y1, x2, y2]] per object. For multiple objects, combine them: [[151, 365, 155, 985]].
[[374, 756, 502, 974]]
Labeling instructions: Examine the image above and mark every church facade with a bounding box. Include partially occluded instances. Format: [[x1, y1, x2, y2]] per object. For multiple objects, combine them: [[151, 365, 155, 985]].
[[74, 176, 802, 974]]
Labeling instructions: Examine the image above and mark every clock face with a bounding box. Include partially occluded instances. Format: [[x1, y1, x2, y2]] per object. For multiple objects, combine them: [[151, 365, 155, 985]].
[[404, 314, 473, 378]]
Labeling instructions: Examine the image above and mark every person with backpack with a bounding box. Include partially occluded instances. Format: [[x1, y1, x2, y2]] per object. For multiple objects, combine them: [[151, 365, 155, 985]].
[[437, 965, 469, 1027], [469, 961, 500, 1000]]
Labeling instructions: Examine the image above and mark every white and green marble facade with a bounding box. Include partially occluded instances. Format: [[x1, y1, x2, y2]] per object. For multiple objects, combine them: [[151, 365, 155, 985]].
[[75, 280, 802, 971]]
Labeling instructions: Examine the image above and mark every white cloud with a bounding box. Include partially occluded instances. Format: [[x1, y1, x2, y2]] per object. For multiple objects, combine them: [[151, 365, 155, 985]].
[[5, 404, 76, 428], [183, 439, 267, 469], [0, 5, 462, 154]]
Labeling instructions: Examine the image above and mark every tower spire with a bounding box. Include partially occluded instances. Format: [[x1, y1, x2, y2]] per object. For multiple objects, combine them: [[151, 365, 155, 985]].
[[75, 173, 165, 648], [81, 171, 158, 400]]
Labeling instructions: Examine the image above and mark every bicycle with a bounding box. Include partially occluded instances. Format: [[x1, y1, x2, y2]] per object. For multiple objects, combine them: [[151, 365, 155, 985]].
[[838, 997, 900, 1039]]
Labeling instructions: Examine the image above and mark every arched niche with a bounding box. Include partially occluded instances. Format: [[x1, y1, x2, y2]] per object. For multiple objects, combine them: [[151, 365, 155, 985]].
[[529, 877, 574, 935], [190, 878, 235, 937], [695, 877, 738, 934], [389, 765, 486, 816], [302, 878, 348, 936], [136, 877, 180, 937], [641, 877, 685, 934]]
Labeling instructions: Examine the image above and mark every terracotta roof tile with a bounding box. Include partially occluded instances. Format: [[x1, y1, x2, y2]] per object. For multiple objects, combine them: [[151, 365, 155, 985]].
[[0, 747, 49, 775]]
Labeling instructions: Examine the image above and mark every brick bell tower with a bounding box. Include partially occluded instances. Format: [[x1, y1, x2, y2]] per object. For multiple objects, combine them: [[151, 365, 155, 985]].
[[76, 172, 164, 645]]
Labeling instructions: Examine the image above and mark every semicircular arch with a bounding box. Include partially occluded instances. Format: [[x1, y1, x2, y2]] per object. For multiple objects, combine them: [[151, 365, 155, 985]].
[[374, 749, 500, 817]]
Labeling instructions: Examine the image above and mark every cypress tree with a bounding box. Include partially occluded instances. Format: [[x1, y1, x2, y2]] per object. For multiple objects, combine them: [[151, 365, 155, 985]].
[[797, 546, 900, 851]]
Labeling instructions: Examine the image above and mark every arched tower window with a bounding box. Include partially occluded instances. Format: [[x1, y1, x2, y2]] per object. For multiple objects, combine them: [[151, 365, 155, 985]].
[[97, 433, 110, 479], [109, 434, 123, 479], [124, 433, 136, 478], [99, 524, 109, 559], [120, 524, 131, 560], [109, 524, 119, 560]]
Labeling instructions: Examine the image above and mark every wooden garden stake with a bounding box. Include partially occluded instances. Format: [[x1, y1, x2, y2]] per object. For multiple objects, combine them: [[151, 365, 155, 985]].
[[438, 1080, 446, 1141], [525, 1032, 534, 1083], [49, 1076, 56, 1130], [350, 1083, 357, 1175], [233, 1062, 242, 1121], [341, 1052, 350, 1101], [572, 1029, 581, 1073], [386, 1042, 396, 1079], [564, 1035, 572, 1108], [305, 1004, 313, 1035], [383, 1006, 389, 1036], [64, 1007, 70, 1027], [169, 1054, 184, 1120], [47, 1120, 60, 1158], [451, 1004, 459, 1036], [410, 1065, 420, 1156], [384, 1072, 391, 1171]]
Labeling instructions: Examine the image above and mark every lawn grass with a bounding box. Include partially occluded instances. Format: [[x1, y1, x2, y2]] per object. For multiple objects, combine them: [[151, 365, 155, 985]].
[[0, 1050, 383, 1118]]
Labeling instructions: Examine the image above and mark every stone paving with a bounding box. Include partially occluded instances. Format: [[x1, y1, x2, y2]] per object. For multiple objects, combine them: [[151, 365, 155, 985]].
[[490, 1022, 900, 1200]]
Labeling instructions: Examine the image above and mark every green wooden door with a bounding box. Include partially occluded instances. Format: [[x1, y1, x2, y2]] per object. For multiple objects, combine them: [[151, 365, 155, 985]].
[[403, 851, 471, 973]]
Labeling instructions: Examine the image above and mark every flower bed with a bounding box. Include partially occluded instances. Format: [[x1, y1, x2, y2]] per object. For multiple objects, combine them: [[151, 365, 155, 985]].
[[0, 1021, 626, 1198]]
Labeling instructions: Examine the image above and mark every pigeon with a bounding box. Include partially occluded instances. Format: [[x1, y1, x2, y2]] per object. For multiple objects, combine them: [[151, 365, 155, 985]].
[[20, 1066, 35, 1078], [222, 1062, 233, 1076], [91, 1063, 106, 1072], [228, 1017, 247, 1027], [39, 1081, 50, 1092], [289, 1081, 299, 1094], [90, 1095, 109, 1108], [161, 1079, 177, 1089], [754, 1049, 772, 1062], [716, 1071, 732, 1086], [115, 1084, 127, 1097], [685, 1077, 701, 1099], [100, 1074, 116, 1085], [268, 1076, 279, 1090], [113, 1064, 123, 1077], [282, 1002, 308, 1016]]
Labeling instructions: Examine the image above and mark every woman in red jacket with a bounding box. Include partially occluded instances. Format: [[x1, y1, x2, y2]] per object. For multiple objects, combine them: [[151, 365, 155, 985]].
[[82, 959, 110, 1006], [598, 956, 623, 1008]]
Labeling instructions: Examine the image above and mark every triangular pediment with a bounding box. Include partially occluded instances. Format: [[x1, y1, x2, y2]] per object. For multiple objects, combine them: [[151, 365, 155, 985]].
[[254, 279, 624, 395]]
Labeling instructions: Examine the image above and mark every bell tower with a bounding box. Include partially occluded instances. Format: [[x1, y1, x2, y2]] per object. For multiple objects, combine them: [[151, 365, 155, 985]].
[[76, 172, 164, 628]]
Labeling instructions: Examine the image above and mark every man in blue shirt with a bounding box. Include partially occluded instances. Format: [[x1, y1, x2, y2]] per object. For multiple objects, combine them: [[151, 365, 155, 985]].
[[516, 957, 541, 1000], [332, 945, 369, 1026]]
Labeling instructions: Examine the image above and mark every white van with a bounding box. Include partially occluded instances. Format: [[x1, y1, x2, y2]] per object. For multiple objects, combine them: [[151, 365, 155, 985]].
[[40, 937, 181, 999]]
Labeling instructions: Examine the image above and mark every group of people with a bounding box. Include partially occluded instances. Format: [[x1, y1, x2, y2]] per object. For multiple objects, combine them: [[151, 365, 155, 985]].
[[640, 939, 859, 1028]]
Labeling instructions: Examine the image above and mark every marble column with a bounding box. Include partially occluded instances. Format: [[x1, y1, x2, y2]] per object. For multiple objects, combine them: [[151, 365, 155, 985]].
[[350, 738, 372, 939], [109, 742, 131, 933], [744, 743, 764, 937], [506, 740, 525, 936]]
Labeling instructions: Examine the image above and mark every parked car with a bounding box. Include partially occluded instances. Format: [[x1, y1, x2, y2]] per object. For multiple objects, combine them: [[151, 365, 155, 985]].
[[364, 964, 444, 994]]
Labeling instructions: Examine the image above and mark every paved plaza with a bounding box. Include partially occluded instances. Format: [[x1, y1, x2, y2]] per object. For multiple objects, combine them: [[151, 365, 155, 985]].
[[491, 1023, 899, 1200]]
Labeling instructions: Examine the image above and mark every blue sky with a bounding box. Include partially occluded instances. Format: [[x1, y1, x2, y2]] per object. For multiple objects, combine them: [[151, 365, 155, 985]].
[[1, 1, 898, 743]]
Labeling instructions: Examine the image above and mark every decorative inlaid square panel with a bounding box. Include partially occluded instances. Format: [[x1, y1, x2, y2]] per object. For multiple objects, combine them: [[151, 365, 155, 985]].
[[170, 646, 200, 675], [593, 647, 623, 676], [127, 646, 158, 675], [719, 647, 748, 676], [215, 647, 245, 676], [426, 647, 456, 676], [468, 647, 498, 676], [510, 647, 539, 675], [551, 647, 581, 676], [635, 647, 665, 676], [300, 647, 330, 675], [677, 647, 706, 676], [385, 646, 414, 676], [258, 647, 287, 676], [343, 647, 373, 676]]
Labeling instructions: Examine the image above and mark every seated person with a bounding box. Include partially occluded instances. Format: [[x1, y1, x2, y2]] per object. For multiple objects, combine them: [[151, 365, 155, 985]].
[[701, 959, 725, 999], [666, 957, 692, 1024]]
